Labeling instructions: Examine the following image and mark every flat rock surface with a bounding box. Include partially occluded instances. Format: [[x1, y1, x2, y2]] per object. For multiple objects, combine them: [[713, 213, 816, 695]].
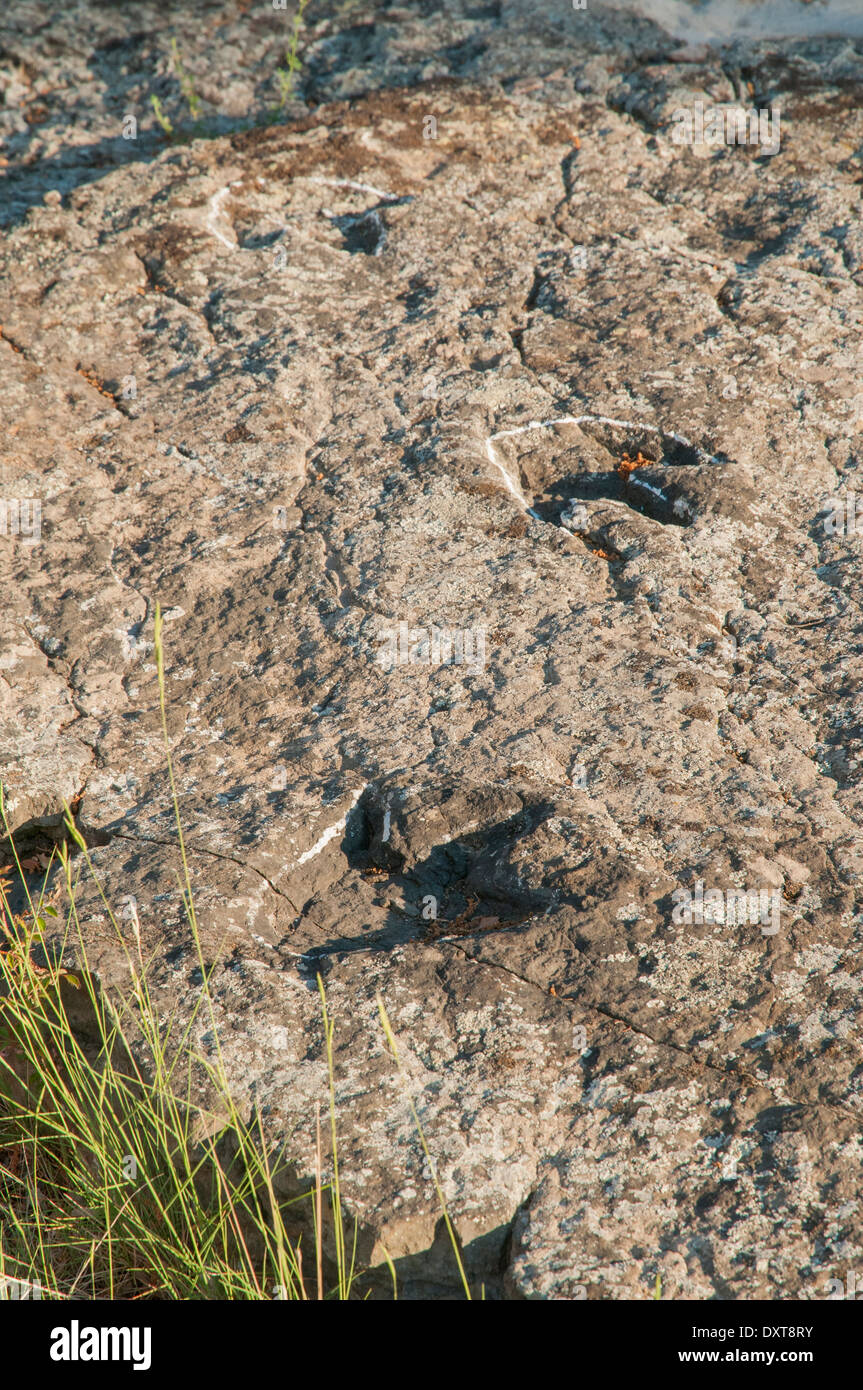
[[2, 0, 863, 1298]]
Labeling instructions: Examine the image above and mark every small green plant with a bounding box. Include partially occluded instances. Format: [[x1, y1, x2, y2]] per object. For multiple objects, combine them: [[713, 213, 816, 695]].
[[150, 94, 174, 139], [149, 39, 202, 140], [273, 0, 312, 111], [170, 38, 202, 122]]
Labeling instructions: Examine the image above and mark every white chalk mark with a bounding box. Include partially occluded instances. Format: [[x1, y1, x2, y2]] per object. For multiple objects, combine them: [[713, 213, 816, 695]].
[[629, 475, 667, 502], [307, 176, 400, 203], [206, 182, 241, 250], [382, 808, 391, 843], [483, 413, 723, 526], [295, 784, 367, 867], [484, 434, 541, 517], [487, 414, 723, 467]]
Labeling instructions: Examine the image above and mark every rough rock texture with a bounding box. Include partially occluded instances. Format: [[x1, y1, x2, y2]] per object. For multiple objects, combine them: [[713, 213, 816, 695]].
[[2, 0, 863, 1298]]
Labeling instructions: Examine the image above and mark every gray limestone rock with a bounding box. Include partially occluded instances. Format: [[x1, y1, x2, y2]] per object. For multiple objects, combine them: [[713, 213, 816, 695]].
[[2, 0, 863, 1299]]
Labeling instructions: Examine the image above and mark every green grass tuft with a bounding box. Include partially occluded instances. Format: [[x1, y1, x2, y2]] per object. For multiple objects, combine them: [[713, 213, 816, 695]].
[[149, 94, 174, 139]]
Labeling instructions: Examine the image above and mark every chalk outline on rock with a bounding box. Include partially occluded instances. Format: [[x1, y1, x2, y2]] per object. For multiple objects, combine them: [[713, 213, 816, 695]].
[[294, 783, 368, 868], [485, 414, 724, 523]]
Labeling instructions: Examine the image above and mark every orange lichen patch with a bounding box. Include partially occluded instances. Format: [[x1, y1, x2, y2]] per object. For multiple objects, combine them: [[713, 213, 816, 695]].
[[580, 532, 623, 563], [424, 893, 533, 943], [0, 326, 24, 354], [615, 450, 652, 480], [75, 365, 116, 402]]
